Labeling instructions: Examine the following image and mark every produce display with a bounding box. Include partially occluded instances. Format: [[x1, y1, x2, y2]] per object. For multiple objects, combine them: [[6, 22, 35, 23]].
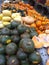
[[0, 2, 49, 65]]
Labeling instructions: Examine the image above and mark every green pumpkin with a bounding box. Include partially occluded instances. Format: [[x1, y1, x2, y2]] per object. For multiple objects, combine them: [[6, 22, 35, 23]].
[[11, 35, 20, 43], [19, 39, 35, 53], [30, 27, 36, 32], [30, 31, 38, 38], [29, 51, 42, 65], [11, 29, 19, 35], [17, 49, 27, 60], [7, 56, 19, 65], [1, 36, 11, 44], [6, 43, 17, 55], [6, 23, 12, 29], [21, 60, 29, 65], [1, 28, 10, 35], [21, 32, 30, 39], [0, 44, 5, 54], [0, 55, 6, 65], [11, 21, 21, 29], [17, 24, 27, 34]]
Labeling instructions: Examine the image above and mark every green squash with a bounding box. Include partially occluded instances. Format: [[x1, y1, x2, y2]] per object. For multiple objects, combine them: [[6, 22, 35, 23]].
[[0, 55, 6, 65], [17, 24, 27, 34], [30, 31, 38, 38], [21, 60, 29, 65], [19, 38, 35, 53], [29, 51, 42, 65], [17, 49, 27, 60], [30, 27, 36, 32], [11, 29, 19, 35], [11, 21, 20, 29], [1, 36, 11, 44], [1, 28, 10, 35], [11, 35, 20, 43], [0, 44, 5, 54], [21, 32, 30, 39], [7, 56, 19, 65], [6, 43, 17, 55]]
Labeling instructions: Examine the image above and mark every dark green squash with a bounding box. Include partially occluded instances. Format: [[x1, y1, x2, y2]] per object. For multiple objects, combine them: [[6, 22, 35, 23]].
[[21, 60, 29, 65], [30, 27, 36, 32], [17, 9, 25, 17], [11, 21, 20, 29], [19, 38, 35, 53], [1, 28, 10, 35], [7, 56, 19, 65], [29, 51, 42, 65], [1, 36, 11, 44], [21, 32, 30, 39], [17, 24, 27, 34], [17, 49, 27, 60], [11, 35, 20, 43], [0, 55, 6, 65], [11, 29, 19, 35], [6, 23, 12, 29], [30, 31, 38, 38], [0, 44, 5, 54], [6, 43, 17, 55]]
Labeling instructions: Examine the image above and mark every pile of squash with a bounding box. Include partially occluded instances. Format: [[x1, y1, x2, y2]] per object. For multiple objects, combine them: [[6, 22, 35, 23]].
[[2, 2, 49, 34], [0, 9, 42, 65]]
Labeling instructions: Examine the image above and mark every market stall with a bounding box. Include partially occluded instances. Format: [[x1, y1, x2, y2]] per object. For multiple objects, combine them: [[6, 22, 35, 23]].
[[0, 0, 49, 65]]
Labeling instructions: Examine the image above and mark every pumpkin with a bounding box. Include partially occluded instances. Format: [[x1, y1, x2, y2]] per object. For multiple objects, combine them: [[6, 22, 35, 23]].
[[0, 44, 5, 54], [1, 28, 10, 35], [17, 49, 27, 60], [20, 32, 30, 39], [29, 51, 42, 65], [19, 38, 35, 53], [0, 55, 6, 65], [1, 36, 11, 44], [30, 31, 38, 38], [22, 16, 35, 25], [7, 56, 19, 65], [11, 20, 20, 29], [21, 60, 29, 65], [6, 43, 17, 55], [11, 29, 19, 35], [17, 24, 27, 34], [11, 35, 20, 43]]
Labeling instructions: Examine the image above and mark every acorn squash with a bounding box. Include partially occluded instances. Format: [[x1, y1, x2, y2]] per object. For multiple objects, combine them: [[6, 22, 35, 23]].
[[17, 49, 27, 60], [6, 43, 17, 55], [1, 36, 11, 44], [21, 60, 29, 65], [17, 24, 27, 34], [11, 29, 19, 35], [1, 28, 10, 35], [30, 31, 38, 38], [11, 21, 20, 29], [0, 44, 5, 54], [29, 51, 42, 65], [20, 32, 30, 39], [7, 56, 19, 65], [11, 35, 20, 43], [0, 55, 6, 65], [19, 38, 35, 53]]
